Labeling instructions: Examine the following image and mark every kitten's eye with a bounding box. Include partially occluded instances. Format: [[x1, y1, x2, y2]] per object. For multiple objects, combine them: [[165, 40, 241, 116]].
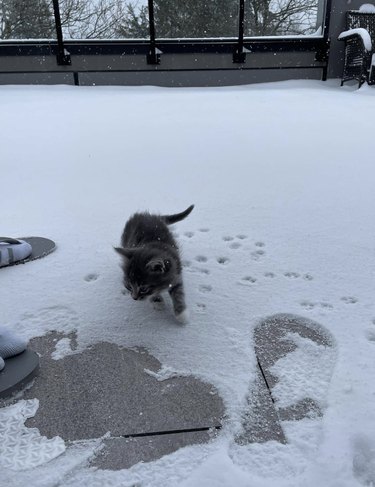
[[139, 286, 150, 294], [125, 283, 132, 292]]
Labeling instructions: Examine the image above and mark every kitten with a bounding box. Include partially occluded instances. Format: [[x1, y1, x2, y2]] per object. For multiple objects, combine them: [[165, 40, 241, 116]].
[[115, 205, 194, 323]]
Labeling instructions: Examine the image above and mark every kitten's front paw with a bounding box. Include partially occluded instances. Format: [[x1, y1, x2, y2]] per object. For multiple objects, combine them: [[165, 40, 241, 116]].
[[175, 309, 190, 324]]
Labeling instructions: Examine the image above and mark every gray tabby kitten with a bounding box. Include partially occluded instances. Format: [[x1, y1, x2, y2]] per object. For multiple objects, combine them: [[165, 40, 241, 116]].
[[115, 205, 194, 323]]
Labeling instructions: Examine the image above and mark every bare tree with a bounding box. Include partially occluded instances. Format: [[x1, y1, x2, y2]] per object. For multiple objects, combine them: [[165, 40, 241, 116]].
[[0, 0, 322, 40], [0, 0, 54, 39], [117, 0, 238, 38], [0, 0, 129, 40], [59, 0, 127, 39], [118, 0, 321, 39], [245, 0, 319, 36]]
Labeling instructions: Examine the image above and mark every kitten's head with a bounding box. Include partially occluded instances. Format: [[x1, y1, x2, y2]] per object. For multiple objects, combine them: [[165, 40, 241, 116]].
[[115, 246, 178, 300]]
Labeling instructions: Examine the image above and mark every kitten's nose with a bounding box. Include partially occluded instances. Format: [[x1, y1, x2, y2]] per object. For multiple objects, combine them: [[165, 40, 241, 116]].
[[131, 292, 139, 300]]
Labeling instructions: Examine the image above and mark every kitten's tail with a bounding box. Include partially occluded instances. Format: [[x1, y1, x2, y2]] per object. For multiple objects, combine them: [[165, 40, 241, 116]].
[[162, 204, 194, 225]]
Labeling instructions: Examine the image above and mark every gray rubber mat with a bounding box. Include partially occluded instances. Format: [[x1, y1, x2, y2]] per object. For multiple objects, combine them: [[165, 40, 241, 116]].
[[0, 237, 56, 268], [0, 350, 40, 399]]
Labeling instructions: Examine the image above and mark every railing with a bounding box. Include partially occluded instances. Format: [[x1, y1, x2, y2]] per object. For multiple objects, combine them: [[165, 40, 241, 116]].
[[0, 0, 332, 84]]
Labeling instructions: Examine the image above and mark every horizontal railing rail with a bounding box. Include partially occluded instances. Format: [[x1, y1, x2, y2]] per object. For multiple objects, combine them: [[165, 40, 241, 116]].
[[0, 0, 332, 84]]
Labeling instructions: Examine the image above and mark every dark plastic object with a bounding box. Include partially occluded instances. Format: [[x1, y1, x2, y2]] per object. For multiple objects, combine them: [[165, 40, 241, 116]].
[[1, 237, 56, 268], [0, 350, 40, 398]]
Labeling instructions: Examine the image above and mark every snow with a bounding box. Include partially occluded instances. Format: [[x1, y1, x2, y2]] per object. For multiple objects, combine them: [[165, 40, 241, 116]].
[[144, 365, 189, 381], [51, 337, 74, 360], [359, 3, 375, 13], [338, 28, 373, 51], [270, 333, 336, 409], [1, 79, 375, 486]]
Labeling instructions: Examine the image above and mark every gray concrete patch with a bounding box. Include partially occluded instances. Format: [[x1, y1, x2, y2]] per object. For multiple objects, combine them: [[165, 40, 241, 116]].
[[236, 366, 286, 445], [92, 429, 218, 470], [278, 398, 322, 421], [236, 312, 335, 446], [254, 313, 335, 422], [0, 331, 225, 468], [0, 313, 336, 469], [19, 332, 224, 441]]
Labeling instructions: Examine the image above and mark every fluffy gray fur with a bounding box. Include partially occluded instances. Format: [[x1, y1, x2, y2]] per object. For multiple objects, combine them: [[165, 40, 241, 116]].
[[115, 205, 194, 323]]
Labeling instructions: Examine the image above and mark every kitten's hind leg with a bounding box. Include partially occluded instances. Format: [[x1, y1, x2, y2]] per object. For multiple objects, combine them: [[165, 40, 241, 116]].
[[169, 281, 189, 324], [150, 294, 165, 311]]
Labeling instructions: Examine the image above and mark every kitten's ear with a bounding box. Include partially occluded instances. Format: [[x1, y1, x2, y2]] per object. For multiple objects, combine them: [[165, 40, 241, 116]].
[[146, 258, 170, 273], [114, 247, 135, 259]]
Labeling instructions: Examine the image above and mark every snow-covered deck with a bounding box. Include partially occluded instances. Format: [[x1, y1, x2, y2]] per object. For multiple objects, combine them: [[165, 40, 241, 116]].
[[1, 80, 375, 486]]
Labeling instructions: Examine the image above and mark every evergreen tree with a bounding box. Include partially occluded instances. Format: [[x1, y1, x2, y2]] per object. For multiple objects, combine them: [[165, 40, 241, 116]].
[[116, 3, 149, 38], [154, 0, 238, 38], [116, 0, 239, 39], [117, 0, 319, 39]]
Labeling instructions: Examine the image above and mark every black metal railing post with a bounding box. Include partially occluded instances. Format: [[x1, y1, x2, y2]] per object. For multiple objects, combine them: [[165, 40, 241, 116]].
[[315, 0, 332, 79], [147, 0, 161, 64], [52, 0, 71, 65], [233, 0, 247, 63], [322, 0, 332, 42]]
